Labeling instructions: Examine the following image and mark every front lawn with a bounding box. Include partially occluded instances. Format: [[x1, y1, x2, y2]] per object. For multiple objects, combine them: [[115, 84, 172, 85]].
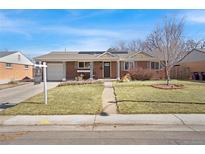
[[0, 84, 104, 115], [114, 80, 205, 114]]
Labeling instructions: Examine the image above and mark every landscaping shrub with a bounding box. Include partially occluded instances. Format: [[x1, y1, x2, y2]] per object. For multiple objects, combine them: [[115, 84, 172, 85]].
[[58, 80, 103, 86], [8, 80, 18, 84], [121, 73, 131, 82], [129, 68, 155, 80]]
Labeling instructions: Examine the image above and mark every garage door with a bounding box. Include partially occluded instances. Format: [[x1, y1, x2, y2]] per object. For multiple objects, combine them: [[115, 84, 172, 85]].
[[47, 63, 64, 81]]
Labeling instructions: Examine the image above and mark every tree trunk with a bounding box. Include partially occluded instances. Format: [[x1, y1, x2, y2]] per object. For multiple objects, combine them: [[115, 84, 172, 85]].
[[165, 66, 170, 85]]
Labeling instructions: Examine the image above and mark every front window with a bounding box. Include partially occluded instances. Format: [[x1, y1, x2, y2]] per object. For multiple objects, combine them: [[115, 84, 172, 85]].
[[124, 62, 129, 70], [151, 62, 159, 69], [5, 63, 12, 68], [124, 62, 134, 70], [78, 62, 90, 69]]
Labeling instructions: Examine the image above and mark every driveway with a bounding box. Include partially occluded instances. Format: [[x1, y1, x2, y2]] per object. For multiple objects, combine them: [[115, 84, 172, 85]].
[[0, 82, 59, 111]]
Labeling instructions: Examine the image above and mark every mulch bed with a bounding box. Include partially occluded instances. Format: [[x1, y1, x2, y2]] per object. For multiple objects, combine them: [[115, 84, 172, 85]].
[[151, 84, 184, 90]]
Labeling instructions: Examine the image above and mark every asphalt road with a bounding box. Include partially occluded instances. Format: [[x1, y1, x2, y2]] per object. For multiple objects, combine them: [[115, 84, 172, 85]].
[[0, 82, 59, 111], [1, 125, 205, 145]]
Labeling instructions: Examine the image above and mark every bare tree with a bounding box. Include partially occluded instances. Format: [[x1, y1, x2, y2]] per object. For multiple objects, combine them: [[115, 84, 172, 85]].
[[144, 17, 203, 85], [127, 39, 145, 51], [113, 40, 128, 51]]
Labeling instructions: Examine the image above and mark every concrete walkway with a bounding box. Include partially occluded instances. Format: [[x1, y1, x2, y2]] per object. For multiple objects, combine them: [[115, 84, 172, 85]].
[[0, 82, 59, 111], [101, 82, 117, 114], [1, 114, 205, 126]]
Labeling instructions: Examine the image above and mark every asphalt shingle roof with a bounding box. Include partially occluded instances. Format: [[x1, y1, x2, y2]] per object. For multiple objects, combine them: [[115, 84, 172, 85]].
[[0, 51, 17, 58], [34, 51, 158, 61]]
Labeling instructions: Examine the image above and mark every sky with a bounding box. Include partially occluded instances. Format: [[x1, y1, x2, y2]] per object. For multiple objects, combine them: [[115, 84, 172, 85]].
[[0, 9, 205, 58]]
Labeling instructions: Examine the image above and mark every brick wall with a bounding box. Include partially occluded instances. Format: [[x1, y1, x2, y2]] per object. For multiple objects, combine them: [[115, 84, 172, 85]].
[[180, 61, 205, 72], [136, 61, 150, 69], [93, 62, 103, 79], [66, 62, 76, 80], [0, 62, 33, 81], [111, 61, 117, 79]]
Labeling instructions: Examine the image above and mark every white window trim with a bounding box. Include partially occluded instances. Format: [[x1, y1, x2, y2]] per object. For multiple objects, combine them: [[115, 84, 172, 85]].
[[151, 62, 159, 70], [5, 63, 12, 69], [78, 62, 90, 69], [124, 61, 134, 70]]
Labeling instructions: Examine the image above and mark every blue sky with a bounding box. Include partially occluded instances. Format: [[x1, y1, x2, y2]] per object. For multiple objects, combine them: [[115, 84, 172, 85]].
[[0, 9, 205, 57]]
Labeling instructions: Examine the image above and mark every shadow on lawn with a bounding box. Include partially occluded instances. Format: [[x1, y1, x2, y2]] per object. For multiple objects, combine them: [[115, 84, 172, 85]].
[[22, 101, 44, 105], [117, 100, 205, 105]]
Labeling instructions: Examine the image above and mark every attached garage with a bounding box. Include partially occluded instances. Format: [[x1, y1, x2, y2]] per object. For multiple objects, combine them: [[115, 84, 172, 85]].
[[47, 63, 65, 81]]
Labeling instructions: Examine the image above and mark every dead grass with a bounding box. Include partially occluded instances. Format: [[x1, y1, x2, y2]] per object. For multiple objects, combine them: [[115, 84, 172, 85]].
[[114, 80, 205, 114]]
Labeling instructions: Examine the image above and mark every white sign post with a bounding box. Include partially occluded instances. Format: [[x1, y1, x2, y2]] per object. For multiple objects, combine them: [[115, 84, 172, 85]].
[[34, 62, 48, 105]]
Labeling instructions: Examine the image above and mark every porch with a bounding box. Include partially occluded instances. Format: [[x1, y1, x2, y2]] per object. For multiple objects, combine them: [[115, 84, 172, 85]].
[[66, 61, 121, 80]]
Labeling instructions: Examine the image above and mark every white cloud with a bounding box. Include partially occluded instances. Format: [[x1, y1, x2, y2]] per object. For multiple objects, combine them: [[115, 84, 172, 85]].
[[40, 26, 121, 38], [183, 10, 205, 24], [0, 13, 32, 37]]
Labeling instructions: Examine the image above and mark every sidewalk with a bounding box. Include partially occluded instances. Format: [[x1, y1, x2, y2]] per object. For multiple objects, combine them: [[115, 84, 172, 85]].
[[101, 82, 117, 114], [1, 114, 205, 126]]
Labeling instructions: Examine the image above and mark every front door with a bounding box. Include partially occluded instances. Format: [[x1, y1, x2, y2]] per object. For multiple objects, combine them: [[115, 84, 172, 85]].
[[104, 62, 110, 78]]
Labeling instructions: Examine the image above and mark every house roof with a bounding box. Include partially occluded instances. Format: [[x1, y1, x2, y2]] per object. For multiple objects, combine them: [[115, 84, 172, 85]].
[[0, 51, 17, 58], [180, 48, 205, 63], [34, 51, 159, 62]]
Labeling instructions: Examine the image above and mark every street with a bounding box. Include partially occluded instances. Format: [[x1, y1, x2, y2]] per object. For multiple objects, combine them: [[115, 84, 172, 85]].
[[1, 125, 205, 145]]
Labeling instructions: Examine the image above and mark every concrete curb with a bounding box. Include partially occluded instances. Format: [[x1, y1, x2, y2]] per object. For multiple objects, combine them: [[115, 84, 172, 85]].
[[95, 114, 182, 125], [1, 114, 205, 126], [1, 115, 95, 126]]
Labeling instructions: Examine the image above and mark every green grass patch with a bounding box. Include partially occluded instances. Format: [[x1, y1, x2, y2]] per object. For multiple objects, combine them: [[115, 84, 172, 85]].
[[0, 84, 104, 115], [114, 80, 205, 114]]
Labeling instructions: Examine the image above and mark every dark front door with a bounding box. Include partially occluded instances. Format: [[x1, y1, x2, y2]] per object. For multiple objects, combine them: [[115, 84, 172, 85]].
[[104, 62, 110, 78]]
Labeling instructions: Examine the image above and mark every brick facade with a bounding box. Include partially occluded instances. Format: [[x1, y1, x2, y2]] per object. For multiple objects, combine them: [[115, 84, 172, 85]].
[[66, 62, 76, 80], [93, 61, 103, 79], [64, 61, 164, 80], [111, 61, 117, 79], [180, 61, 205, 72], [0, 62, 33, 81], [136, 61, 150, 69]]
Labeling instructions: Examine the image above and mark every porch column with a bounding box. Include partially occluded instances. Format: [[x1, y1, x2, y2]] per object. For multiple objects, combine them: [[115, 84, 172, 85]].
[[117, 61, 120, 80], [62, 62, 66, 81], [90, 61, 94, 80]]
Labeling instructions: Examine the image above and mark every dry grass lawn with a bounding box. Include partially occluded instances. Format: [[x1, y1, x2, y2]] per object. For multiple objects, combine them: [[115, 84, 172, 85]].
[[0, 84, 104, 115], [114, 80, 205, 114]]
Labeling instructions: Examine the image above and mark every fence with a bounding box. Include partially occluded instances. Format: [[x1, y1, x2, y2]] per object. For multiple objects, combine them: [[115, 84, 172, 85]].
[[170, 66, 191, 80]]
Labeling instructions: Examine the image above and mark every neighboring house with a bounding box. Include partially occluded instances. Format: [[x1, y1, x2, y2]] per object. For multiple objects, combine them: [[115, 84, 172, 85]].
[[35, 51, 162, 81], [177, 49, 205, 80], [0, 51, 33, 83]]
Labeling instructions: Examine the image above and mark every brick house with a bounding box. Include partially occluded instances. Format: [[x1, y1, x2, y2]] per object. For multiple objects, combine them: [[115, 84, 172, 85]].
[[35, 51, 162, 81], [0, 51, 33, 83], [176, 49, 205, 80]]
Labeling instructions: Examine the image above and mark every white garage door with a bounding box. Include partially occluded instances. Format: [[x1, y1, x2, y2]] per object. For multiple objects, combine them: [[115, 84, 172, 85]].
[[47, 63, 64, 81]]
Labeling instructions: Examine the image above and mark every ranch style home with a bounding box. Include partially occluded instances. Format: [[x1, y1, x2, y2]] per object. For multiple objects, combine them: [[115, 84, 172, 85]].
[[34, 49, 205, 81], [34, 51, 162, 81], [0, 51, 33, 83]]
